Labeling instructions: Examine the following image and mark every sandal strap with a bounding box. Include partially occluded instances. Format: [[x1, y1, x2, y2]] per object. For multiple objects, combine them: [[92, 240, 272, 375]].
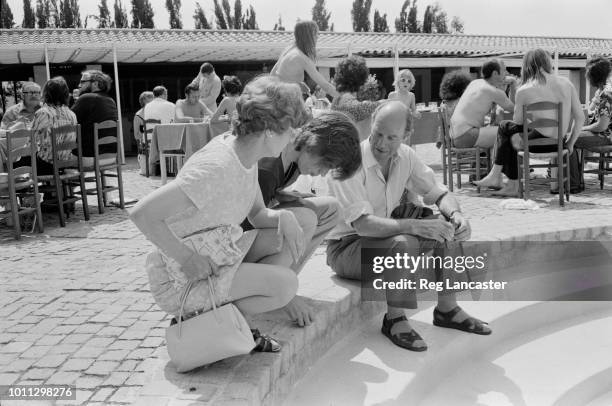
[[384, 314, 408, 329], [434, 305, 463, 321]]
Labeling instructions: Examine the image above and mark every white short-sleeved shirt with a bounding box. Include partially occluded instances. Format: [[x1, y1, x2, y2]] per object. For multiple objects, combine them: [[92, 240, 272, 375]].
[[326, 138, 447, 240], [144, 98, 176, 124], [157, 133, 259, 288]]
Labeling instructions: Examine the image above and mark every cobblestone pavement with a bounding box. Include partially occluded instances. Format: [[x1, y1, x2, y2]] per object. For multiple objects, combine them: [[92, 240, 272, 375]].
[[1, 145, 611, 405]]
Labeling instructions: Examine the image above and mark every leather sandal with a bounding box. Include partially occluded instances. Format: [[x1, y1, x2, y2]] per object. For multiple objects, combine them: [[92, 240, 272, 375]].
[[433, 306, 491, 335], [251, 329, 281, 352], [381, 314, 427, 352]]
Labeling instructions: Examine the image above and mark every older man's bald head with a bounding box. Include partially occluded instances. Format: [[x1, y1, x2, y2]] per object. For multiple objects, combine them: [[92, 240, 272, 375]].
[[22, 82, 41, 93], [371, 100, 408, 135]]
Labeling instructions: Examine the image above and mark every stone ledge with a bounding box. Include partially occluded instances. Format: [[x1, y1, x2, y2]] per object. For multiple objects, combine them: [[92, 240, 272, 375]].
[[132, 225, 612, 406]]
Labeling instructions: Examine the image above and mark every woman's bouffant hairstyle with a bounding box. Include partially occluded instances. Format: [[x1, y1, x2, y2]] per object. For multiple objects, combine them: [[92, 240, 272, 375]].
[[233, 75, 311, 138], [439, 70, 472, 101], [43, 76, 70, 106], [585, 55, 611, 89], [222, 75, 243, 96], [334, 55, 370, 93], [294, 20, 319, 60], [520, 49, 552, 85], [294, 111, 362, 180], [138, 91, 154, 107]]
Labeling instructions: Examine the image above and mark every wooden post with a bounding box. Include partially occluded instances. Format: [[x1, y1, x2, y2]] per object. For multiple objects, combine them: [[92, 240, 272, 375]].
[[44, 44, 51, 80], [554, 48, 559, 74], [394, 42, 400, 84], [112, 44, 125, 164]]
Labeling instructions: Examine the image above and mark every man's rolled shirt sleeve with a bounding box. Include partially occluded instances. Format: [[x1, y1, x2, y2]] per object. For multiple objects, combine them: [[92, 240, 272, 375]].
[[327, 171, 374, 225], [404, 148, 448, 205]]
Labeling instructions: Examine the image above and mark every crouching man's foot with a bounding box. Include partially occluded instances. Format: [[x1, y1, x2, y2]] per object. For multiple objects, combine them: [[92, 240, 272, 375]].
[[433, 306, 492, 335], [283, 296, 315, 327], [381, 313, 427, 351], [251, 329, 281, 352]]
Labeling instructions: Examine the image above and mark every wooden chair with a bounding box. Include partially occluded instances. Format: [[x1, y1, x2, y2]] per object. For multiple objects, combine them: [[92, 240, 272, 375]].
[[580, 146, 612, 190], [438, 105, 491, 192], [143, 118, 161, 178], [160, 147, 185, 185], [81, 120, 125, 214], [38, 124, 90, 227], [517, 102, 570, 206], [0, 129, 44, 239]]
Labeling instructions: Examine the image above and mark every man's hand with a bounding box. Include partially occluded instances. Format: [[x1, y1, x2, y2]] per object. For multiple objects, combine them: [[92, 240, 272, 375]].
[[511, 133, 523, 151], [284, 296, 314, 327], [278, 210, 306, 263], [451, 212, 471, 241], [415, 219, 455, 243]]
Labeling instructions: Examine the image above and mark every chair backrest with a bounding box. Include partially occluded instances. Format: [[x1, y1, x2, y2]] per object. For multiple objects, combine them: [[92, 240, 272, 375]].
[[438, 105, 453, 150], [522, 102, 563, 151], [50, 124, 82, 170], [144, 118, 161, 139], [93, 120, 119, 161], [5, 129, 37, 179]]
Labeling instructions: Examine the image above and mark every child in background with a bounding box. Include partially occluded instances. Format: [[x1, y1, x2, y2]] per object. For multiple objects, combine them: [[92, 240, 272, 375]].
[[388, 69, 421, 143], [210, 75, 243, 123]]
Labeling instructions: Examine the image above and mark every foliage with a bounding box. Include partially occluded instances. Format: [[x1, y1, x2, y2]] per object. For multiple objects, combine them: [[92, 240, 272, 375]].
[[22, 0, 36, 28], [373, 9, 388, 33], [357, 74, 380, 101], [193, 2, 211, 29], [311, 0, 331, 31], [165, 0, 182, 29], [351, 0, 372, 32], [130, 0, 155, 28], [113, 0, 129, 27], [273, 15, 285, 31], [97, 0, 112, 28], [1, 0, 15, 28]]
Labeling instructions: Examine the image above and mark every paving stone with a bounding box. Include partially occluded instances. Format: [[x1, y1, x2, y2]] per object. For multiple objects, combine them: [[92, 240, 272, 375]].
[[20, 345, 52, 358], [108, 340, 141, 351], [102, 371, 131, 386], [0, 373, 20, 385], [140, 336, 165, 348], [108, 386, 140, 404], [97, 326, 126, 337], [117, 360, 140, 372], [3, 358, 36, 372], [85, 360, 120, 375], [61, 333, 93, 345], [35, 334, 66, 346], [22, 368, 56, 380], [98, 349, 130, 361], [72, 323, 104, 334], [46, 371, 80, 385], [75, 375, 104, 389], [126, 348, 155, 360], [73, 346, 106, 358], [61, 358, 95, 371], [90, 387, 116, 403], [0, 341, 33, 353], [87, 337, 115, 348], [34, 353, 69, 368]]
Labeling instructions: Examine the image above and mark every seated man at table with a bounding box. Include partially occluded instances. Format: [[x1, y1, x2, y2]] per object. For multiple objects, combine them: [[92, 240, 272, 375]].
[[144, 86, 175, 124], [243, 111, 362, 326], [1, 82, 41, 130], [326, 101, 490, 351], [451, 59, 516, 149], [72, 70, 118, 162], [174, 83, 211, 123]]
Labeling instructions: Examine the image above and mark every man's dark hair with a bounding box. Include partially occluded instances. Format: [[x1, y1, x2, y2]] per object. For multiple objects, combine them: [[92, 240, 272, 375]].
[[153, 86, 167, 97], [43, 76, 70, 106], [439, 70, 473, 101], [294, 111, 362, 180], [334, 55, 370, 93], [200, 62, 214, 74], [184, 82, 199, 96], [586, 56, 612, 88], [481, 59, 502, 79], [222, 75, 242, 96], [82, 70, 112, 93]]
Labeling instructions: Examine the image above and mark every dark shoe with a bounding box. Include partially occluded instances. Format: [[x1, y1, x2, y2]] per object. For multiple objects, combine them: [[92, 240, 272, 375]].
[[381, 314, 427, 351], [433, 306, 491, 335], [251, 329, 281, 352]]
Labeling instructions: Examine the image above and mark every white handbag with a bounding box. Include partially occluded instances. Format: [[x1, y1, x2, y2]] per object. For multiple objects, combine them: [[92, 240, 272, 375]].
[[165, 276, 255, 373]]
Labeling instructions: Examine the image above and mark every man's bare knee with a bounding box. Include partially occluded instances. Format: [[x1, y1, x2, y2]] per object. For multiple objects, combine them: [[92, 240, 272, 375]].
[[384, 234, 421, 255]]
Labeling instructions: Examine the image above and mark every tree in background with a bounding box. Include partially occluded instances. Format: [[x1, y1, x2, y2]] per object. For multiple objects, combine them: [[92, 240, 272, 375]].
[[311, 0, 331, 31], [233, 0, 242, 29], [36, 0, 48, 28], [330, 22, 334, 31], [22, 0, 36, 28], [221, 0, 233, 28], [394, 0, 409, 33], [213, 0, 227, 29], [422, 5, 433, 33], [1, 0, 15, 28], [165, 0, 182, 29], [114, 0, 129, 27], [193, 2, 211, 29], [273, 15, 285, 31], [373, 9, 388, 33], [242, 5, 257, 29], [351, 0, 372, 32], [97, 0, 112, 28], [451, 16, 464, 33], [407, 0, 419, 32], [59, 0, 82, 28], [130, 0, 155, 28], [433, 4, 448, 33]]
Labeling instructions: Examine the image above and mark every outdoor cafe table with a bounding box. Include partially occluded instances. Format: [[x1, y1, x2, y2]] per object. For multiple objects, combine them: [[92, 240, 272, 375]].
[[148, 121, 230, 174]]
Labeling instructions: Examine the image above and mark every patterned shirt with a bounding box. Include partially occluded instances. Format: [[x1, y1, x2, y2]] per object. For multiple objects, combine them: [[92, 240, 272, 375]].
[[0, 102, 40, 130], [589, 81, 612, 139], [331, 93, 380, 122], [31, 104, 78, 163]]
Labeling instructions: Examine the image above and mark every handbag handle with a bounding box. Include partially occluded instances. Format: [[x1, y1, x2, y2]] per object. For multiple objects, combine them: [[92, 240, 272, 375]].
[[176, 241, 219, 337]]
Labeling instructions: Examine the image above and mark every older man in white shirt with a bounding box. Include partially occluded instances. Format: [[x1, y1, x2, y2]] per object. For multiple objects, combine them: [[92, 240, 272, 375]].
[[326, 101, 491, 352], [144, 86, 175, 124]]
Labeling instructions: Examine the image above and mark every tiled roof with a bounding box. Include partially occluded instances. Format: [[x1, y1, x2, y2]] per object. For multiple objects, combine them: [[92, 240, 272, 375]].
[[1, 28, 611, 65]]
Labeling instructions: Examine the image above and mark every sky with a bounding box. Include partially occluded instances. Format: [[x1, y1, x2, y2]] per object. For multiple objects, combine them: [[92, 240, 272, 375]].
[[4, 0, 612, 38]]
